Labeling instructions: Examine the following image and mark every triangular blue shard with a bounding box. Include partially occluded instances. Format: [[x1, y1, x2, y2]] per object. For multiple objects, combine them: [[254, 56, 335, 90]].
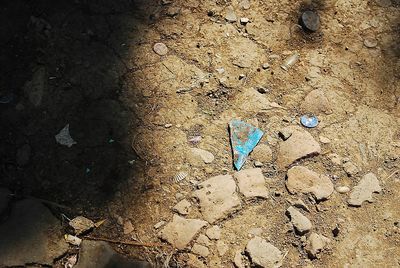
[[229, 119, 264, 170]]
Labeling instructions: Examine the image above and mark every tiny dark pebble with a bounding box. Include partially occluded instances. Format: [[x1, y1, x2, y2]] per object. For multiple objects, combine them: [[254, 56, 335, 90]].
[[300, 11, 320, 32]]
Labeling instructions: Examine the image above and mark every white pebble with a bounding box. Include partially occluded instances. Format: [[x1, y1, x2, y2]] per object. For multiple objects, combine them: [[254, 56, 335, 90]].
[[335, 186, 350, 194]]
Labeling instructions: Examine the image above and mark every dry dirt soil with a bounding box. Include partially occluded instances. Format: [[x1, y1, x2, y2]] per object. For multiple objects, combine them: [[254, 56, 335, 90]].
[[0, 0, 399, 267]]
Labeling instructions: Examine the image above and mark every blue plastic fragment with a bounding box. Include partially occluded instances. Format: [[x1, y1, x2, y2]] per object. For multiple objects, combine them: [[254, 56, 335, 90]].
[[300, 115, 319, 128], [229, 119, 264, 171]]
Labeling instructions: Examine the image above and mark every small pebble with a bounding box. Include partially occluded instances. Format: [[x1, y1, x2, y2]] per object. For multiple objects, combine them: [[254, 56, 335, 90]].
[[153, 42, 168, 56], [254, 161, 263, 167], [240, 17, 249, 24], [257, 87, 269, 94], [364, 38, 378, 48], [239, 74, 246, 80], [300, 11, 320, 32], [164, 123, 173, 128], [335, 186, 350, 194], [262, 63, 270, 69]]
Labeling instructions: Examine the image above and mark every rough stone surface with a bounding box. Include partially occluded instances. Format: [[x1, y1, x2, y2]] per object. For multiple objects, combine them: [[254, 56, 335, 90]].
[[173, 199, 191, 215], [246, 236, 283, 268], [190, 148, 215, 164], [0, 188, 11, 214], [217, 240, 229, 256], [0, 199, 69, 266], [234, 168, 269, 199], [75, 240, 151, 268], [277, 126, 321, 168], [286, 206, 312, 235], [196, 234, 211, 246], [251, 144, 273, 163], [343, 162, 359, 176], [206, 225, 221, 240], [301, 89, 333, 115], [193, 175, 241, 223], [306, 233, 330, 259], [191, 243, 209, 257], [158, 215, 207, 249], [348, 173, 381, 207], [69, 216, 95, 235], [286, 166, 334, 200]]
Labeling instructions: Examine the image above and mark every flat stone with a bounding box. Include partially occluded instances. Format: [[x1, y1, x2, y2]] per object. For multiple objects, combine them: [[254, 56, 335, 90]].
[[123, 220, 134, 235], [277, 126, 321, 168], [286, 166, 334, 200], [158, 215, 207, 249], [69, 216, 95, 235], [206, 225, 221, 240], [190, 148, 215, 164], [251, 144, 273, 163], [306, 233, 330, 259], [245, 237, 283, 268], [216, 240, 229, 256], [348, 173, 381, 207], [191, 243, 209, 257], [0, 199, 69, 266], [75, 240, 151, 268], [225, 6, 237, 22], [0, 188, 11, 214], [153, 42, 168, 56], [301, 90, 333, 115], [286, 206, 312, 235], [173, 199, 191, 215], [233, 250, 246, 268], [343, 162, 359, 176], [196, 234, 211, 246], [234, 168, 269, 199], [193, 175, 241, 223]]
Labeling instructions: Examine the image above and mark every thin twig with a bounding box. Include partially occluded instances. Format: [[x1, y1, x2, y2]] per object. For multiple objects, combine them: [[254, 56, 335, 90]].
[[385, 170, 399, 181], [84, 236, 164, 247]]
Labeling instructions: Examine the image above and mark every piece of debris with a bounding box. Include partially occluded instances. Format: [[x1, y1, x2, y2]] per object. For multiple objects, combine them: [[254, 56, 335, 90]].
[[196, 234, 211, 246], [65, 234, 82, 246], [174, 171, 188, 183], [281, 52, 299, 71], [364, 38, 378, 48], [158, 215, 207, 249], [348, 173, 381, 207], [335, 186, 350, 194], [245, 236, 283, 268], [55, 124, 77, 147], [300, 115, 319, 128], [193, 175, 241, 223], [277, 126, 321, 168], [69, 216, 95, 235], [190, 148, 215, 164], [173, 199, 191, 215], [286, 166, 334, 200], [229, 119, 264, 171], [300, 11, 320, 32], [234, 168, 269, 199], [192, 243, 209, 257], [225, 6, 237, 22], [153, 42, 168, 56], [343, 162, 359, 176], [217, 240, 229, 256], [306, 233, 330, 259], [286, 206, 312, 235], [206, 225, 221, 240], [123, 220, 134, 235], [154, 221, 166, 229]]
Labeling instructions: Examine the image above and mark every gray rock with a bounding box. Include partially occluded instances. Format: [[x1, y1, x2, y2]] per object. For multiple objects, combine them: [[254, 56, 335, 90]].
[[277, 126, 321, 168], [251, 144, 273, 163], [190, 148, 215, 164], [191, 243, 209, 257], [306, 233, 330, 259], [225, 6, 237, 22], [75, 240, 151, 268], [193, 175, 241, 223], [0, 188, 11, 215], [69, 216, 95, 235], [300, 11, 320, 32], [343, 162, 359, 176], [196, 234, 211, 246], [245, 236, 283, 268], [0, 199, 69, 266], [234, 168, 269, 199], [172, 199, 191, 215], [206, 225, 221, 240], [158, 215, 207, 249], [286, 206, 312, 235], [348, 173, 381, 207], [286, 166, 334, 200], [16, 144, 31, 166], [216, 240, 229, 256]]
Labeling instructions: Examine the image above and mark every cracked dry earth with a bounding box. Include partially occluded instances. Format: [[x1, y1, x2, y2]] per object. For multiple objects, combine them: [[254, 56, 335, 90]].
[[1, 0, 400, 267]]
